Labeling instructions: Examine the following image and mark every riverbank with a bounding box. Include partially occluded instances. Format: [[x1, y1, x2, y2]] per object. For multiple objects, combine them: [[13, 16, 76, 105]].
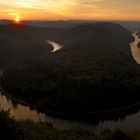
[[130, 32, 140, 64], [0, 87, 42, 113], [1, 86, 140, 122], [1, 108, 139, 140]]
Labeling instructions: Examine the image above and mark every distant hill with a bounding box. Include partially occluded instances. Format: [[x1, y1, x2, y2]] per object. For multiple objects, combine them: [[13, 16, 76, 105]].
[[58, 22, 133, 48], [22, 20, 140, 31], [2, 22, 140, 115], [23, 20, 98, 29], [115, 21, 140, 31], [55, 23, 134, 65], [0, 19, 11, 25]]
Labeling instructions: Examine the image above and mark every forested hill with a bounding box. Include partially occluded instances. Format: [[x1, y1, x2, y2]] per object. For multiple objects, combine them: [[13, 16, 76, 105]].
[[56, 23, 134, 62], [0, 24, 61, 68], [59, 22, 132, 45], [2, 23, 140, 115]]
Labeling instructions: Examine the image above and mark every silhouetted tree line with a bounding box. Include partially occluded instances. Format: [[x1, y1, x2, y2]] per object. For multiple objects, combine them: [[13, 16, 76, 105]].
[[0, 110, 137, 140]]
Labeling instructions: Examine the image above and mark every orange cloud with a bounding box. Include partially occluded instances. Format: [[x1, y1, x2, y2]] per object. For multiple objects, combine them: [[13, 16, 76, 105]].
[[0, 0, 140, 20]]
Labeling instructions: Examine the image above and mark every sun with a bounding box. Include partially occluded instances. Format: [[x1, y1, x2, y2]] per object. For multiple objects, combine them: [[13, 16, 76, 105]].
[[15, 17, 20, 22], [14, 16, 21, 24]]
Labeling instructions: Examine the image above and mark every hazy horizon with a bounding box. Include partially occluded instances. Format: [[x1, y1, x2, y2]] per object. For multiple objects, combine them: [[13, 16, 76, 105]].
[[1, 19, 140, 22]]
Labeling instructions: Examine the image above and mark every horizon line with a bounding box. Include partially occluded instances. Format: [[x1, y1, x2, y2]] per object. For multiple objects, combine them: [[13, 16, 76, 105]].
[[0, 18, 140, 22]]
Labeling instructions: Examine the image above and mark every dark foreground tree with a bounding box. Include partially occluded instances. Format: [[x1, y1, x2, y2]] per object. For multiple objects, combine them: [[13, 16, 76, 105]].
[[0, 110, 20, 140]]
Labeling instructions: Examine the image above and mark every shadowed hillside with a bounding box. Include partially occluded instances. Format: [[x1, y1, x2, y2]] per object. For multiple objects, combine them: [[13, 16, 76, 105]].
[[0, 24, 62, 68], [1, 23, 140, 117]]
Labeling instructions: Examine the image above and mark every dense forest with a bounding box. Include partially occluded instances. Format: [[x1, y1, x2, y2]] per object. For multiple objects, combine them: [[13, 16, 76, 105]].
[[0, 110, 139, 140], [0, 23, 62, 68], [1, 22, 140, 116]]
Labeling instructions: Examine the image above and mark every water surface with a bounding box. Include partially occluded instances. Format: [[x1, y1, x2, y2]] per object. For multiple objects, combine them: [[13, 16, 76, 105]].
[[47, 41, 62, 52], [130, 32, 140, 64]]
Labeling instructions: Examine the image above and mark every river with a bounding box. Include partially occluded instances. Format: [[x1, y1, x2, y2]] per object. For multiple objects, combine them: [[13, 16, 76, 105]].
[[47, 40, 62, 52], [130, 32, 140, 64], [0, 33, 140, 132]]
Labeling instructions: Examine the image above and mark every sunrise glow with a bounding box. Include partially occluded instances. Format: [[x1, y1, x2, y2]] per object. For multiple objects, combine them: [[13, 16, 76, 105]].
[[15, 17, 20, 23], [0, 0, 140, 21]]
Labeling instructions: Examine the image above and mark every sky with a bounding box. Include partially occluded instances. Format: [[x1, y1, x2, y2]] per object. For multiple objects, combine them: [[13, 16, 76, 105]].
[[0, 0, 140, 21]]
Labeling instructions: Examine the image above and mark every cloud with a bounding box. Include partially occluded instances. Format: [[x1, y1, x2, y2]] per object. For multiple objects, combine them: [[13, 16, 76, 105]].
[[0, 0, 140, 20]]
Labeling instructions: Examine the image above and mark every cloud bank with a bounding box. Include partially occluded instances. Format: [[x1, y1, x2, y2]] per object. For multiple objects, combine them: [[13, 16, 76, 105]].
[[0, 0, 140, 20]]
